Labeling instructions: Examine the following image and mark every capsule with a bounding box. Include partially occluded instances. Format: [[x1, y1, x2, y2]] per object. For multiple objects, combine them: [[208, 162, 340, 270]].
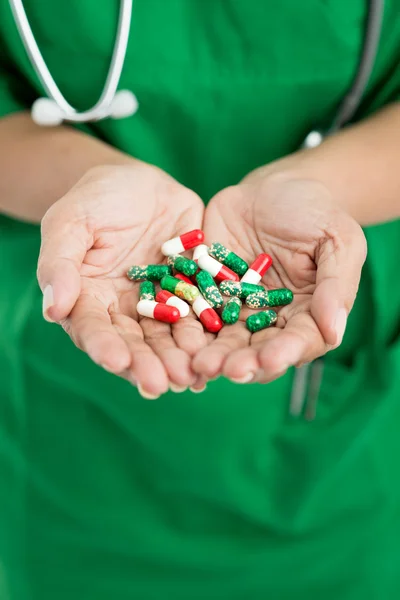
[[160, 275, 200, 304], [156, 290, 190, 318], [246, 309, 278, 333], [127, 264, 171, 282], [221, 297, 242, 325], [192, 297, 223, 333], [167, 254, 198, 276], [161, 229, 205, 256], [175, 273, 194, 286], [196, 270, 224, 308], [209, 243, 248, 277], [139, 281, 156, 301], [219, 281, 265, 298], [241, 254, 273, 284], [197, 253, 239, 283], [193, 244, 209, 262], [246, 288, 294, 308], [137, 300, 180, 324]]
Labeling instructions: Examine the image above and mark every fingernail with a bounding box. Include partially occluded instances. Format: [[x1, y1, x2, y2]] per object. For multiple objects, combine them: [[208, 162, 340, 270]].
[[170, 384, 187, 393], [230, 372, 255, 384], [42, 285, 55, 322], [335, 309, 347, 346], [138, 384, 159, 400], [189, 385, 207, 393]]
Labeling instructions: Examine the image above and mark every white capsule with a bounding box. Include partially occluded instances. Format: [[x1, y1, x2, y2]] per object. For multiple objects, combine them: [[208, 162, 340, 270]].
[[197, 253, 222, 277], [136, 300, 180, 323], [240, 269, 262, 284], [161, 237, 185, 256], [193, 244, 209, 261]]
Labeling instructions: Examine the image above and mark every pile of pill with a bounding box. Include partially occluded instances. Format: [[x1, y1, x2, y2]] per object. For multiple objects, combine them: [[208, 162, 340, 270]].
[[127, 229, 293, 333]]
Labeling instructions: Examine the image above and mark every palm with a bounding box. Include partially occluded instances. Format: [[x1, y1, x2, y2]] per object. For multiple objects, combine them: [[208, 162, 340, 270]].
[[193, 178, 365, 383], [41, 164, 207, 396]]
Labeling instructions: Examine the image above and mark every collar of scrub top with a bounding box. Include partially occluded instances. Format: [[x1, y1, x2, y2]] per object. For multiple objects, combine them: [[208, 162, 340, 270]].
[[9, 0, 384, 140], [9, 0, 138, 125]]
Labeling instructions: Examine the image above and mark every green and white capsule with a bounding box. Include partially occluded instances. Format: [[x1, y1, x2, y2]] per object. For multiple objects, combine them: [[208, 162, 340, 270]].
[[246, 309, 278, 332], [246, 288, 293, 308], [167, 254, 198, 276], [139, 281, 156, 301], [209, 243, 248, 277], [160, 274, 200, 304], [221, 296, 242, 325], [219, 280, 264, 299], [127, 264, 171, 282], [196, 270, 224, 308]]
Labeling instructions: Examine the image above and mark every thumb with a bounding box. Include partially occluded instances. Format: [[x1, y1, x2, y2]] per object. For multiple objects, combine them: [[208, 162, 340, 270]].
[[311, 222, 367, 347], [37, 202, 90, 323]]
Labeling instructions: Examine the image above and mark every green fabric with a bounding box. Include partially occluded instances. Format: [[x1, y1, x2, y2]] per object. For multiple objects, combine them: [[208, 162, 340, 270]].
[[0, 1, 400, 598]]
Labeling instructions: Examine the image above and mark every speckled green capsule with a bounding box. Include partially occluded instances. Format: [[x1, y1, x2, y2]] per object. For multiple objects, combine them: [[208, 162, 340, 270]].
[[209, 243, 248, 277], [139, 281, 156, 301], [221, 296, 242, 324], [196, 270, 224, 308], [246, 288, 293, 308], [246, 309, 278, 332], [219, 281, 265, 299], [127, 264, 171, 281], [160, 274, 200, 304], [167, 254, 198, 276]]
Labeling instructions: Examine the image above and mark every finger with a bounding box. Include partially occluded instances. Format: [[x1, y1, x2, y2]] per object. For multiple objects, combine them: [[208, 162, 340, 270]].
[[189, 375, 208, 394], [258, 312, 327, 377], [38, 204, 90, 322], [66, 294, 131, 374], [222, 346, 259, 383], [140, 318, 196, 389], [172, 313, 209, 356], [192, 321, 250, 379], [312, 228, 367, 346], [112, 314, 169, 398]]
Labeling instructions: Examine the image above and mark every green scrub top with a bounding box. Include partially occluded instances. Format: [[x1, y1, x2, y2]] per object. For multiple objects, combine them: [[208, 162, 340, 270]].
[[1, 2, 400, 599]]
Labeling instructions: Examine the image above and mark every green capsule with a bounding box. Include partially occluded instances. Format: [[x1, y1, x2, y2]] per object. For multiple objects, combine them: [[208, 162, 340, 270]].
[[221, 296, 242, 324], [160, 275, 200, 304], [167, 254, 198, 276], [209, 243, 248, 277], [246, 309, 278, 332], [127, 264, 171, 282], [219, 281, 264, 299], [196, 270, 224, 308], [246, 288, 293, 308], [139, 281, 156, 301]]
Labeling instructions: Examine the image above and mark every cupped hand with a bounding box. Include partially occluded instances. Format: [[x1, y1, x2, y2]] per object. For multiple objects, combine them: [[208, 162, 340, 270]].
[[37, 163, 207, 398], [193, 170, 367, 383]]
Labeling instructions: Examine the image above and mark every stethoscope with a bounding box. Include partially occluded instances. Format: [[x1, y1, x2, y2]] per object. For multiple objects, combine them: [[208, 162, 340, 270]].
[[10, 0, 384, 149]]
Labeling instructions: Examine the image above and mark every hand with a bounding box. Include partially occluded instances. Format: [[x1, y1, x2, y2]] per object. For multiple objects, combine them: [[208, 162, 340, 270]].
[[37, 163, 207, 398], [192, 170, 367, 383]]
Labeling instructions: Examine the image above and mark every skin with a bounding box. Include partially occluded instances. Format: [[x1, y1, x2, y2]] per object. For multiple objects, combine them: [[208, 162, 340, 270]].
[[1, 105, 400, 396]]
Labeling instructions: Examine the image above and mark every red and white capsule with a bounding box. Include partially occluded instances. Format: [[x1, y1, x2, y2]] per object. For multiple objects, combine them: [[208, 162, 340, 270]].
[[197, 254, 239, 283], [193, 244, 209, 262], [156, 290, 190, 318], [161, 229, 205, 256], [136, 300, 180, 324], [240, 253, 272, 284], [192, 297, 223, 333]]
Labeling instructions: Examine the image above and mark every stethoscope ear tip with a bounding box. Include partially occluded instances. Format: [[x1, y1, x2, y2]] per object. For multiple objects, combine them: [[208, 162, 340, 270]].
[[109, 89, 139, 119], [31, 97, 64, 126]]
